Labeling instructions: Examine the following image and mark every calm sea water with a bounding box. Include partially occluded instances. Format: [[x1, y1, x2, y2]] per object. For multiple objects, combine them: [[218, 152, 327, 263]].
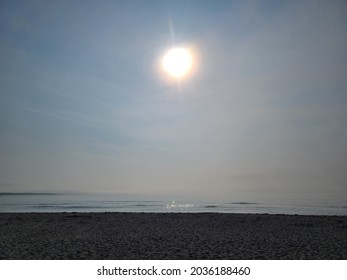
[[0, 193, 346, 215]]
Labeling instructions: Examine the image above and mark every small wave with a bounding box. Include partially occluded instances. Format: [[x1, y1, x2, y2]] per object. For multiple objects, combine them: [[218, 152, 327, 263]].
[[204, 205, 218, 208], [327, 205, 347, 209], [100, 200, 161, 203], [230, 202, 260, 205], [35, 205, 63, 208], [35, 205, 104, 209], [130, 204, 163, 207]]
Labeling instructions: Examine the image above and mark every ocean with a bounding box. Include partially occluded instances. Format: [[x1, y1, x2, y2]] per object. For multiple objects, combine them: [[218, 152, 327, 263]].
[[0, 193, 346, 215]]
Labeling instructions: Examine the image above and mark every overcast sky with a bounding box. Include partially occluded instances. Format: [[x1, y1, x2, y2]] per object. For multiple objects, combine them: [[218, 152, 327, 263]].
[[1, 0, 346, 203]]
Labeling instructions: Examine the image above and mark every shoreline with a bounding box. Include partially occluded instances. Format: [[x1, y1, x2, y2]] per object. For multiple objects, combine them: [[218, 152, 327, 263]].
[[1, 212, 346, 259]]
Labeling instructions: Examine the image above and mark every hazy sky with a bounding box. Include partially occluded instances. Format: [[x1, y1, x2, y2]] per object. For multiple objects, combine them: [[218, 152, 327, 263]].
[[1, 0, 346, 202]]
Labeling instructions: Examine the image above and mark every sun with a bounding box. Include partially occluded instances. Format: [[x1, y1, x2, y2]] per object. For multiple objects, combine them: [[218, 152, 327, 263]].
[[162, 48, 193, 79]]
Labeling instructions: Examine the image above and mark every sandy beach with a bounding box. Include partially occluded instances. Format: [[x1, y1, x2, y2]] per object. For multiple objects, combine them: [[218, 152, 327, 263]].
[[0, 213, 346, 259]]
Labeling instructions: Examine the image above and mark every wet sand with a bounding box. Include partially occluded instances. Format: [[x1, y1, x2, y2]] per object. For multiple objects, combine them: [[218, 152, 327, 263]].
[[0, 212, 346, 259]]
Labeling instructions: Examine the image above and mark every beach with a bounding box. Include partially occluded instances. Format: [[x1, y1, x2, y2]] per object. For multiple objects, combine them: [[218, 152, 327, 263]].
[[0, 213, 346, 259]]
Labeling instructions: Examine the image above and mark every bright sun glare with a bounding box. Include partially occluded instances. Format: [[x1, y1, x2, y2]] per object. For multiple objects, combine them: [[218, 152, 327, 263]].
[[162, 48, 193, 79]]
